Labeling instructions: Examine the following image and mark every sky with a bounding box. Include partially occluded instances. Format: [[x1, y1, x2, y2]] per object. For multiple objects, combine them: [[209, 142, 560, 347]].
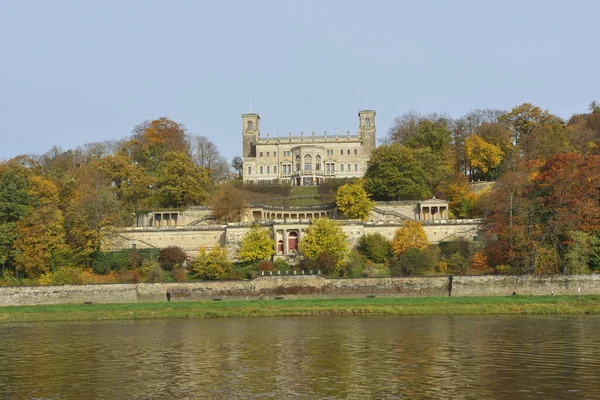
[[1, 0, 599, 163]]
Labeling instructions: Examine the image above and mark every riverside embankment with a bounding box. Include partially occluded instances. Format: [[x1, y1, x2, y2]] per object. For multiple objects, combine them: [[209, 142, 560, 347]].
[[1, 274, 599, 307]]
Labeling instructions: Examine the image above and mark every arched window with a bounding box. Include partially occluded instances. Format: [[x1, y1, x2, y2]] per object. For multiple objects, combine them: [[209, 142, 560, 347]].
[[315, 155, 322, 171], [295, 155, 301, 171], [247, 120, 253, 131], [365, 117, 371, 128], [304, 154, 312, 171]]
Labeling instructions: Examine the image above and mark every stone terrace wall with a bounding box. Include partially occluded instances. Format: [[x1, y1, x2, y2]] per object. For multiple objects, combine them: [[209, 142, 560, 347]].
[[1, 275, 599, 307]]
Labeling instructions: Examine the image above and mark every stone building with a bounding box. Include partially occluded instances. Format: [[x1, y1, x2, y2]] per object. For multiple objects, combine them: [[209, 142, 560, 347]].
[[242, 109, 376, 185]]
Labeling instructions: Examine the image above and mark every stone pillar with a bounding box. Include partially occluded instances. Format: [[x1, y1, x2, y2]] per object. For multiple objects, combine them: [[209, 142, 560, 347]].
[[283, 230, 288, 254]]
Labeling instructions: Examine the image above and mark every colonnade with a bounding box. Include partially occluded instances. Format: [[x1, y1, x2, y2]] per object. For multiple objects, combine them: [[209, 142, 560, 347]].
[[262, 210, 333, 220], [150, 212, 181, 227]]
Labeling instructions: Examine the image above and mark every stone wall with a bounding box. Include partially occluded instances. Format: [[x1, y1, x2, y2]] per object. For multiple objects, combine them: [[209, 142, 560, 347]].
[[1, 275, 598, 307]]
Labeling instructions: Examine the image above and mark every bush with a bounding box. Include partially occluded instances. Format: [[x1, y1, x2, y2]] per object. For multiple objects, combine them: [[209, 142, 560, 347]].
[[273, 259, 290, 272], [37, 267, 83, 285], [389, 246, 439, 276], [448, 252, 468, 274], [439, 238, 471, 260], [173, 267, 188, 282], [304, 251, 338, 275], [91, 249, 160, 274], [357, 233, 392, 263], [146, 263, 170, 283], [158, 246, 188, 271], [258, 261, 274, 271]]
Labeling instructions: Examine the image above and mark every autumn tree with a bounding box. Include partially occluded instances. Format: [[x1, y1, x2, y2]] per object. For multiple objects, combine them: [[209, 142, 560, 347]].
[[158, 246, 188, 271], [335, 180, 374, 221], [237, 224, 273, 263], [14, 176, 70, 277], [299, 218, 348, 271], [465, 134, 503, 179], [391, 220, 429, 257], [192, 244, 231, 280], [209, 182, 248, 223]]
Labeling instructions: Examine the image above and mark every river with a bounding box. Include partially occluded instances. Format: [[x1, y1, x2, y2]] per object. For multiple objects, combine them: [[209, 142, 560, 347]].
[[1, 315, 599, 399]]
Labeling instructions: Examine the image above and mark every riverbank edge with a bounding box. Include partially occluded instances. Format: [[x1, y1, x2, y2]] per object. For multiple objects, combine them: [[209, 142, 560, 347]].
[[1, 295, 599, 322]]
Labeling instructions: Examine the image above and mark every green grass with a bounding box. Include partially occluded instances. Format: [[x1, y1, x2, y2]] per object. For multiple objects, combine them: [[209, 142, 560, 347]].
[[1, 295, 599, 322]]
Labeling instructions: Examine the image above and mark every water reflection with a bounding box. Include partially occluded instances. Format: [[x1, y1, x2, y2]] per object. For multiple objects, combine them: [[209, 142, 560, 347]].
[[1, 315, 600, 399]]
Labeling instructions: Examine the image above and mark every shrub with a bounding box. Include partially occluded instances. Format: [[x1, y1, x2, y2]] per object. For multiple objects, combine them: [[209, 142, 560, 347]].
[[448, 252, 468, 275], [273, 259, 290, 271], [128, 250, 143, 269], [258, 261, 274, 271], [158, 246, 188, 271], [192, 245, 231, 280], [389, 246, 439, 276], [91, 249, 160, 274], [146, 263, 169, 283], [173, 267, 188, 282], [439, 238, 471, 260], [357, 233, 392, 263]]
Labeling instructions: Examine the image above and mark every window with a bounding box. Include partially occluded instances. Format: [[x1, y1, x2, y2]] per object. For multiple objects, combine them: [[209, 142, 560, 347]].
[[354, 149, 358, 155], [326, 163, 331, 173], [260, 152, 263, 157], [341, 164, 344, 172], [267, 152, 270, 157], [347, 149, 350, 155], [347, 163, 351, 172], [248, 121, 253, 130], [267, 166, 270, 174], [365, 117, 370, 128], [304, 154, 312, 171], [315, 155, 321, 171], [274, 166, 277, 174], [248, 166, 252, 175], [274, 152, 277, 157], [259, 166, 263, 174], [354, 163, 358, 171], [340, 150, 343, 155], [296, 155, 301, 171]]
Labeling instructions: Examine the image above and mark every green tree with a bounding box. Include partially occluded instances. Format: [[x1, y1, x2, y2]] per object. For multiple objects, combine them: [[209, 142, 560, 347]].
[[335, 180, 374, 221], [192, 244, 231, 280], [389, 246, 439, 276], [238, 224, 273, 263], [357, 233, 392, 263], [391, 220, 429, 256], [155, 152, 211, 208], [299, 218, 348, 271], [564, 231, 593, 274], [0, 165, 31, 270], [364, 144, 429, 200]]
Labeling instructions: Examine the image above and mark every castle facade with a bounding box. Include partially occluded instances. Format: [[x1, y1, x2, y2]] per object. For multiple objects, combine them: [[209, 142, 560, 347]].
[[242, 110, 376, 185]]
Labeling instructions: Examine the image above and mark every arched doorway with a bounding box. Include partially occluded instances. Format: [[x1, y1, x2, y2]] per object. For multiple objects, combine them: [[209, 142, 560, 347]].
[[288, 232, 298, 252], [277, 240, 284, 254]]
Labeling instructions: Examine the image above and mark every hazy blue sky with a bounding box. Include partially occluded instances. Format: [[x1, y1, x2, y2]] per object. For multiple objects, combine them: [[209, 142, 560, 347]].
[[1, 0, 599, 162]]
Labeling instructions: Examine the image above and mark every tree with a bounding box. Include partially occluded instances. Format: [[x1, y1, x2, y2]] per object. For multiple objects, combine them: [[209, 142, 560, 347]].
[[0, 165, 31, 270], [14, 176, 69, 277], [363, 144, 429, 200], [209, 182, 248, 223], [389, 246, 438, 276], [237, 224, 273, 263], [299, 218, 348, 271], [391, 220, 429, 256], [189, 135, 230, 181], [335, 180, 374, 221], [126, 117, 190, 173], [158, 246, 188, 271], [357, 233, 392, 263], [465, 134, 503, 178], [564, 231, 593, 274], [191, 244, 231, 280], [155, 152, 211, 208], [231, 156, 243, 179]]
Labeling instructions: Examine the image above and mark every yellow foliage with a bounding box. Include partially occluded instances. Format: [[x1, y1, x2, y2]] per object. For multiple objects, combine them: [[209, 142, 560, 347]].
[[391, 220, 429, 256], [465, 134, 503, 174], [238, 225, 273, 263], [335, 180, 374, 221]]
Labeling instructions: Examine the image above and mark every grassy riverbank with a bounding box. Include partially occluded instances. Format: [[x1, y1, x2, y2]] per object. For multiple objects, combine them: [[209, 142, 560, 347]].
[[1, 295, 600, 322]]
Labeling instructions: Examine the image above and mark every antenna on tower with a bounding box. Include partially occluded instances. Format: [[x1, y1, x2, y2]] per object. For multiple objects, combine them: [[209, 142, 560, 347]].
[[249, 96, 252, 113], [365, 92, 368, 109]]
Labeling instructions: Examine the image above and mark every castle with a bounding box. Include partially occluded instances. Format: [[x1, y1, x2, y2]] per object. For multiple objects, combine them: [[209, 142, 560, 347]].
[[242, 109, 376, 185]]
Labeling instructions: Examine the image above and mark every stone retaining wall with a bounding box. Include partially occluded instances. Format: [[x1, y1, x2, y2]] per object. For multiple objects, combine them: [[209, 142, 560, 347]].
[[1, 275, 599, 307]]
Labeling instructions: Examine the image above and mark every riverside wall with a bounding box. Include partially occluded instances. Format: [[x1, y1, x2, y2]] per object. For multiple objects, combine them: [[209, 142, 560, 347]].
[[1, 274, 599, 307]]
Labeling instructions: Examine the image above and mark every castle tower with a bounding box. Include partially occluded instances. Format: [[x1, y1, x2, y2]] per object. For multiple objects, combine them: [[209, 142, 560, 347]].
[[242, 113, 260, 158], [358, 109, 376, 154]]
